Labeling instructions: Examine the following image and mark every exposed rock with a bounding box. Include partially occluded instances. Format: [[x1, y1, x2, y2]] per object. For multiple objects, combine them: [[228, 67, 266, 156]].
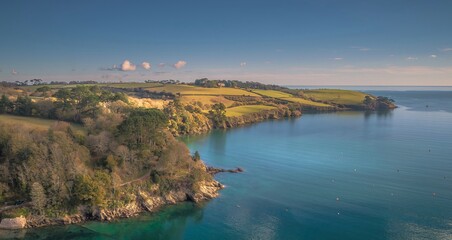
[[139, 191, 165, 212], [0, 216, 27, 229], [189, 180, 224, 203], [94, 202, 141, 221]]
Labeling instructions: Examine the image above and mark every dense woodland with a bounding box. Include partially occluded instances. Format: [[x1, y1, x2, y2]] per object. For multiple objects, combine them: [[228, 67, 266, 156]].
[[0, 85, 213, 220]]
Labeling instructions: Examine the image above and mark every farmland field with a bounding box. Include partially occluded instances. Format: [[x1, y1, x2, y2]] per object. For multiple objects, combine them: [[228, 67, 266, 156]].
[[180, 95, 236, 107], [145, 85, 259, 96], [251, 89, 293, 98], [301, 89, 367, 105], [282, 97, 332, 107], [250, 89, 332, 107], [225, 105, 277, 117]]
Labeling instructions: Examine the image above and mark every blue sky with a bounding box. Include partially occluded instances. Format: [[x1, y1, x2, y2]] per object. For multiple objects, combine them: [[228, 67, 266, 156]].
[[1, 0, 452, 85]]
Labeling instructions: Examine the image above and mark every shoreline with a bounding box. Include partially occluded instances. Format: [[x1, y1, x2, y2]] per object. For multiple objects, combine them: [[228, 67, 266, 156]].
[[1, 178, 224, 230], [0, 165, 247, 230]]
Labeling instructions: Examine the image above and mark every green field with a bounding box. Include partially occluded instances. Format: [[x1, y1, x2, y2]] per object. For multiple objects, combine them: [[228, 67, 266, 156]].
[[301, 89, 367, 105], [0, 115, 85, 134], [180, 95, 236, 107], [250, 89, 332, 107], [251, 89, 293, 98], [146, 85, 259, 96], [226, 105, 277, 117], [282, 97, 332, 107]]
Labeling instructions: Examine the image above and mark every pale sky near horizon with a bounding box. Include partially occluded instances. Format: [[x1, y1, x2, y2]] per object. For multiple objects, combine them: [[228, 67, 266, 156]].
[[1, 0, 452, 86]]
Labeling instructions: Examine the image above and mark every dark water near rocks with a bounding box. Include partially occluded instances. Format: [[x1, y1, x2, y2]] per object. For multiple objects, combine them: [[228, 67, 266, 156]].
[[3, 89, 452, 239]]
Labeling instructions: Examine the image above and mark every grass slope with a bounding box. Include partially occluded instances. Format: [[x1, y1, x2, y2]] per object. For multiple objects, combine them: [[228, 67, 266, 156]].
[[0, 115, 85, 134], [301, 89, 367, 105], [251, 89, 332, 107], [180, 95, 236, 107], [251, 89, 293, 98], [226, 105, 276, 117], [282, 97, 332, 107]]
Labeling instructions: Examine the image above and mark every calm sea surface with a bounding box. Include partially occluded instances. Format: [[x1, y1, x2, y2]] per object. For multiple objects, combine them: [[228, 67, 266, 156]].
[[4, 89, 452, 240]]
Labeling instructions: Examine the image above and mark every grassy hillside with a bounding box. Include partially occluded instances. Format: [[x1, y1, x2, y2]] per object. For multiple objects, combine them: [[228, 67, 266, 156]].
[[301, 89, 368, 105], [282, 97, 332, 107], [0, 114, 85, 134], [226, 105, 277, 117], [180, 95, 236, 107], [251, 89, 293, 98], [252, 89, 332, 107]]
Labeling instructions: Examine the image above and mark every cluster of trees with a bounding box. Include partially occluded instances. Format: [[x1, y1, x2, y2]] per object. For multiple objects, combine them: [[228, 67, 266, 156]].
[[0, 104, 213, 217], [0, 95, 32, 115], [52, 86, 128, 122], [164, 99, 211, 135], [145, 79, 181, 84], [0, 86, 129, 123], [208, 103, 227, 128], [193, 78, 287, 90]]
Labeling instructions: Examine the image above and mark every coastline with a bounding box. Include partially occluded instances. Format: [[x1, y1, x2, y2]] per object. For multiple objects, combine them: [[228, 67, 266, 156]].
[[0, 84, 396, 230], [1, 164, 224, 230]]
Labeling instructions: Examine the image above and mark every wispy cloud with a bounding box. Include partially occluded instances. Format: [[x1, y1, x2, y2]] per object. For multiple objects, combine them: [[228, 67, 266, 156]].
[[441, 48, 452, 52], [331, 57, 343, 61], [240, 62, 247, 67], [173, 60, 187, 69], [101, 64, 118, 71], [11, 69, 18, 75], [141, 61, 151, 70], [350, 46, 371, 51], [430, 55, 437, 58], [406, 56, 418, 61]]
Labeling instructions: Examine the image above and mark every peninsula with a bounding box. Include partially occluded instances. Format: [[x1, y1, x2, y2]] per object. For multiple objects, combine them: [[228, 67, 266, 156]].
[[0, 79, 395, 229]]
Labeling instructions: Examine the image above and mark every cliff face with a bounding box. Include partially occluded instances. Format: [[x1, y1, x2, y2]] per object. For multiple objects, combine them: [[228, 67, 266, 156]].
[[22, 179, 223, 229]]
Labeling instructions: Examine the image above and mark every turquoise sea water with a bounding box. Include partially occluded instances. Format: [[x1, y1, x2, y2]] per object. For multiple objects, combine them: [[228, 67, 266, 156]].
[[3, 90, 452, 239]]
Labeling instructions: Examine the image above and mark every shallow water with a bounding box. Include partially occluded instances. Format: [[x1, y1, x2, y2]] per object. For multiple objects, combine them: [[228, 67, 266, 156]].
[[6, 90, 452, 240]]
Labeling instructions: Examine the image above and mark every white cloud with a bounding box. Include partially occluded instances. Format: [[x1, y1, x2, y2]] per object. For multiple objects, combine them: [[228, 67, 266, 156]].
[[441, 48, 452, 52], [121, 60, 136, 71], [332, 57, 343, 61], [141, 61, 151, 70], [240, 62, 247, 67], [173, 60, 187, 69], [406, 57, 418, 61], [11, 69, 18, 75], [430, 55, 437, 58]]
